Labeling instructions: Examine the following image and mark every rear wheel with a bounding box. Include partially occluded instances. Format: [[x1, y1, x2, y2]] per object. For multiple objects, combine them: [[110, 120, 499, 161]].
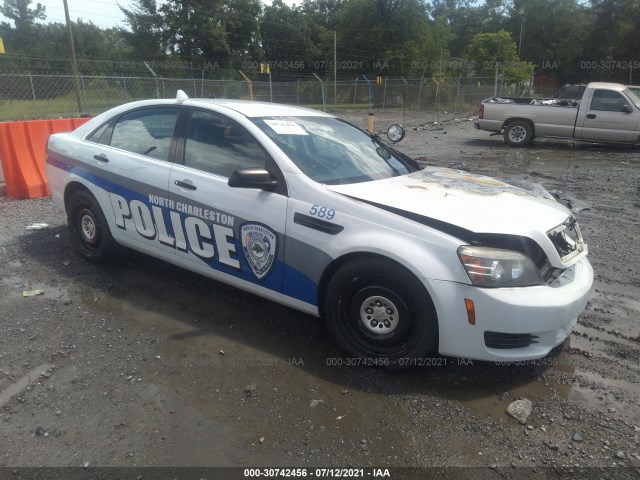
[[67, 190, 118, 262], [324, 258, 438, 368], [504, 120, 534, 147]]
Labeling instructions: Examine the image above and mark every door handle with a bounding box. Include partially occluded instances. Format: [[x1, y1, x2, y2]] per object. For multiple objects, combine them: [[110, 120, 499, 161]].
[[175, 180, 197, 190], [93, 154, 109, 163], [586, 114, 596, 119]]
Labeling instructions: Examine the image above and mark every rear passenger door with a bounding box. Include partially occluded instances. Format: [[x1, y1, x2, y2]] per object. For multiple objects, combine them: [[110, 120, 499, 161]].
[[88, 106, 181, 255], [168, 108, 288, 293]]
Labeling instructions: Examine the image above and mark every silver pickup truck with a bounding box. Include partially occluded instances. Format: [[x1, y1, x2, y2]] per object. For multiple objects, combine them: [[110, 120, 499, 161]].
[[474, 82, 640, 146]]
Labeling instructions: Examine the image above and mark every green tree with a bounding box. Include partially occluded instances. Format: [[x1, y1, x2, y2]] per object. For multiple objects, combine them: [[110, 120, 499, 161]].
[[260, 0, 326, 78], [429, 0, 508, 57], [120, 0, 165, 61], [122, 0, 261, 69], [332, 0, 446, 76], [585, 0, 640, 83], [465, 29, 532, 84], [0, 0, 45, 29], [503, 0, 592, 82], [0, 0, 45, 53]]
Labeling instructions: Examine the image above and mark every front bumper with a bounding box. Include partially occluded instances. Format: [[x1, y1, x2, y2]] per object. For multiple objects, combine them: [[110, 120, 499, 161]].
[[430, 257, 593, 362]]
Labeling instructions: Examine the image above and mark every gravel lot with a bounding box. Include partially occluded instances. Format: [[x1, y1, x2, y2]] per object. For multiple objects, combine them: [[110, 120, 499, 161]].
[[0, 109, 639, 479]]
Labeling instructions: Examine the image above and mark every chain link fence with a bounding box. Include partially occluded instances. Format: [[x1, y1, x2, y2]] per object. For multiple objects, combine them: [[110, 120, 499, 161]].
[[0, 73, 519, 122]]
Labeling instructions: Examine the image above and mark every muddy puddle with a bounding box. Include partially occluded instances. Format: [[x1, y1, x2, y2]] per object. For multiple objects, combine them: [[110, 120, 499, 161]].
[[6, 249, 638, 436]]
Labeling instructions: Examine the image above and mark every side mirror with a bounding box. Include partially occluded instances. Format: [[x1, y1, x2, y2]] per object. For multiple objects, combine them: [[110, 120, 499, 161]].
[[228, 168, 278, 190], [621, 104, 633, 113], [386, 124, 405, 143]]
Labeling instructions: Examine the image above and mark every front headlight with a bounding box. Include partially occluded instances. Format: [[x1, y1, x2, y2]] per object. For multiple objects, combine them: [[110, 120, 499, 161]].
[[457, 246, 543, 287]]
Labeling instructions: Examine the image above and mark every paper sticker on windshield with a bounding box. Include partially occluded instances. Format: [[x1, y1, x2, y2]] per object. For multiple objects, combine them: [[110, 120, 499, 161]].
[[264, 120, 308, 135]]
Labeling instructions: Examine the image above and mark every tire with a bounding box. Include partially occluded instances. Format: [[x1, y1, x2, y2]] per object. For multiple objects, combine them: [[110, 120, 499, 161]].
[[504, 120, 534, 147], [67, 190, 118, 262], [324, 257, 438, 367]]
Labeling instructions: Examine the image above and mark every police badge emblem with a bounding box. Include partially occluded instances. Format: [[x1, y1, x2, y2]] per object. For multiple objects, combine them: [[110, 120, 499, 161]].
[[240, 222, 278, 280]]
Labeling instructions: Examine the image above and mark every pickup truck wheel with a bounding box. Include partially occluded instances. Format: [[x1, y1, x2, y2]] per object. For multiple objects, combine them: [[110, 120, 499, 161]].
[[324, 258, 438, 368], [504, 121, 534, 147], [68, 190, 118, 262]]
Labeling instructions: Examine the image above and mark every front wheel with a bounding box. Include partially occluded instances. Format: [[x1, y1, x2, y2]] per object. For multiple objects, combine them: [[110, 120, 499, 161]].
[[67, 190, 118, 262], [324, 258, 438, 367], [504, 120, 534, 147]]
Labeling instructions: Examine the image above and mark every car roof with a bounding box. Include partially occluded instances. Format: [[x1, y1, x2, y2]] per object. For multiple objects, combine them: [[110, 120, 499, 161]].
[[68, 95, 336, 140], [587, 82, 628, 92], [184, 98, 335, 118]]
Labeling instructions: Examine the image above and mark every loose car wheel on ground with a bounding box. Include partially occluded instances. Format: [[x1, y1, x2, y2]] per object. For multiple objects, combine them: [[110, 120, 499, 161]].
[[67, 190, 118, 262], [324, 257, 438, 367], [504, 120, 534, 147]]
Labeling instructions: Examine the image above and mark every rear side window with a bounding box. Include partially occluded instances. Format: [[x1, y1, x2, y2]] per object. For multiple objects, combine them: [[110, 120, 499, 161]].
[[110, 108, 179, 161], [86, 122, 110, 144], [590, 90, 628, 112]]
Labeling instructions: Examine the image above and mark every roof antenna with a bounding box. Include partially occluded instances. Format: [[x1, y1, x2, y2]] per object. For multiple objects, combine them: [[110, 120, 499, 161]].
[[176, 90, 189, 103]]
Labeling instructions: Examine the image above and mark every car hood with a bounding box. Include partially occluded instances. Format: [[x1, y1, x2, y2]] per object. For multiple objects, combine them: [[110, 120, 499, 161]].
[[326, 167, 570, 238]]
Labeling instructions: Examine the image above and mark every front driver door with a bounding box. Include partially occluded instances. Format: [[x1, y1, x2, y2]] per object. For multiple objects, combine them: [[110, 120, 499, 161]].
[[167, 108, 288, 294], [575, 89, 640, 143]]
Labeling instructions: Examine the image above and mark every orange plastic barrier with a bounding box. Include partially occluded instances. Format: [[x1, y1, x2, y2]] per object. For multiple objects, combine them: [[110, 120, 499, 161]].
[[0, 117, 91, 199]]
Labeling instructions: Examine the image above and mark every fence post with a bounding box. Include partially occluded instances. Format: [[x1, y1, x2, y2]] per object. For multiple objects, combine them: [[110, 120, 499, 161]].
[[432, 76, 440, 123], [417, 75, 424, 110], [223, 80, 227, 98], [28, 72, 40, 117], [297, 79, 300, 105], [80, 74, 86, 109], [382, 77, 387, 111], [400, 76, 407, 125], [454, 76, 460, 113], [201, 70, 204, 97], [353, 75, 358, 105], [122, 73, 128, 101], [312, 73, 326, 111]]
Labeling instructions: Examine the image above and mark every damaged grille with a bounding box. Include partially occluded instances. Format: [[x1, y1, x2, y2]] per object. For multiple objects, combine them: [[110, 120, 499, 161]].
[[484, 332, 540, 349], [547, 215, 587, 265]]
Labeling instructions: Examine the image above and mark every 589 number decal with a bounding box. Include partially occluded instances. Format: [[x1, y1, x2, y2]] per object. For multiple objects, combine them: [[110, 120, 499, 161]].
[[309, 204, 336, 221]]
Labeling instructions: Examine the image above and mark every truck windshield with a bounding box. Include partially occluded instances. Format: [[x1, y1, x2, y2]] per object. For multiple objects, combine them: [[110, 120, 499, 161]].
[[252, 116, 410, 185], [624, 88, 640, 109]]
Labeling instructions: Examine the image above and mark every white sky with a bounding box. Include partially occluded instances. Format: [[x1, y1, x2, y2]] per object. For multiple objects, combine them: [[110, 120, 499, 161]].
[[3, 0, 300, 29]]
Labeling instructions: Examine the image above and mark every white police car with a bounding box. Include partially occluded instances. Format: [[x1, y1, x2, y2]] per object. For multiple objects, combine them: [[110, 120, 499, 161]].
[[46, 91, 593, 366]]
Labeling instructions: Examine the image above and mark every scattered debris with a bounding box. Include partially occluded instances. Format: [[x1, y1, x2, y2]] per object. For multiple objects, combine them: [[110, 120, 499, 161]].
[[530, 98, 580, 107], [486, 97, 515, 104], [244, 384, 257, 398], [309, 399, 325, 408], [507, 399, 533, 422], [22, 289, 44, 297], [26, 223, 49, 230]]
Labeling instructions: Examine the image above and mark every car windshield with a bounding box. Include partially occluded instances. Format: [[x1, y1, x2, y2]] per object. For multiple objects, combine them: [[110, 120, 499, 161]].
[[252, 116, 410, 185], [624, 88, 640, 109]]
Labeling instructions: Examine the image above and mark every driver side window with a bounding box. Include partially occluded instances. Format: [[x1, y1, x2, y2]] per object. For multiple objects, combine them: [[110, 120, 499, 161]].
[[590, 90, 628, 112], [184, 110, 267, 177]]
